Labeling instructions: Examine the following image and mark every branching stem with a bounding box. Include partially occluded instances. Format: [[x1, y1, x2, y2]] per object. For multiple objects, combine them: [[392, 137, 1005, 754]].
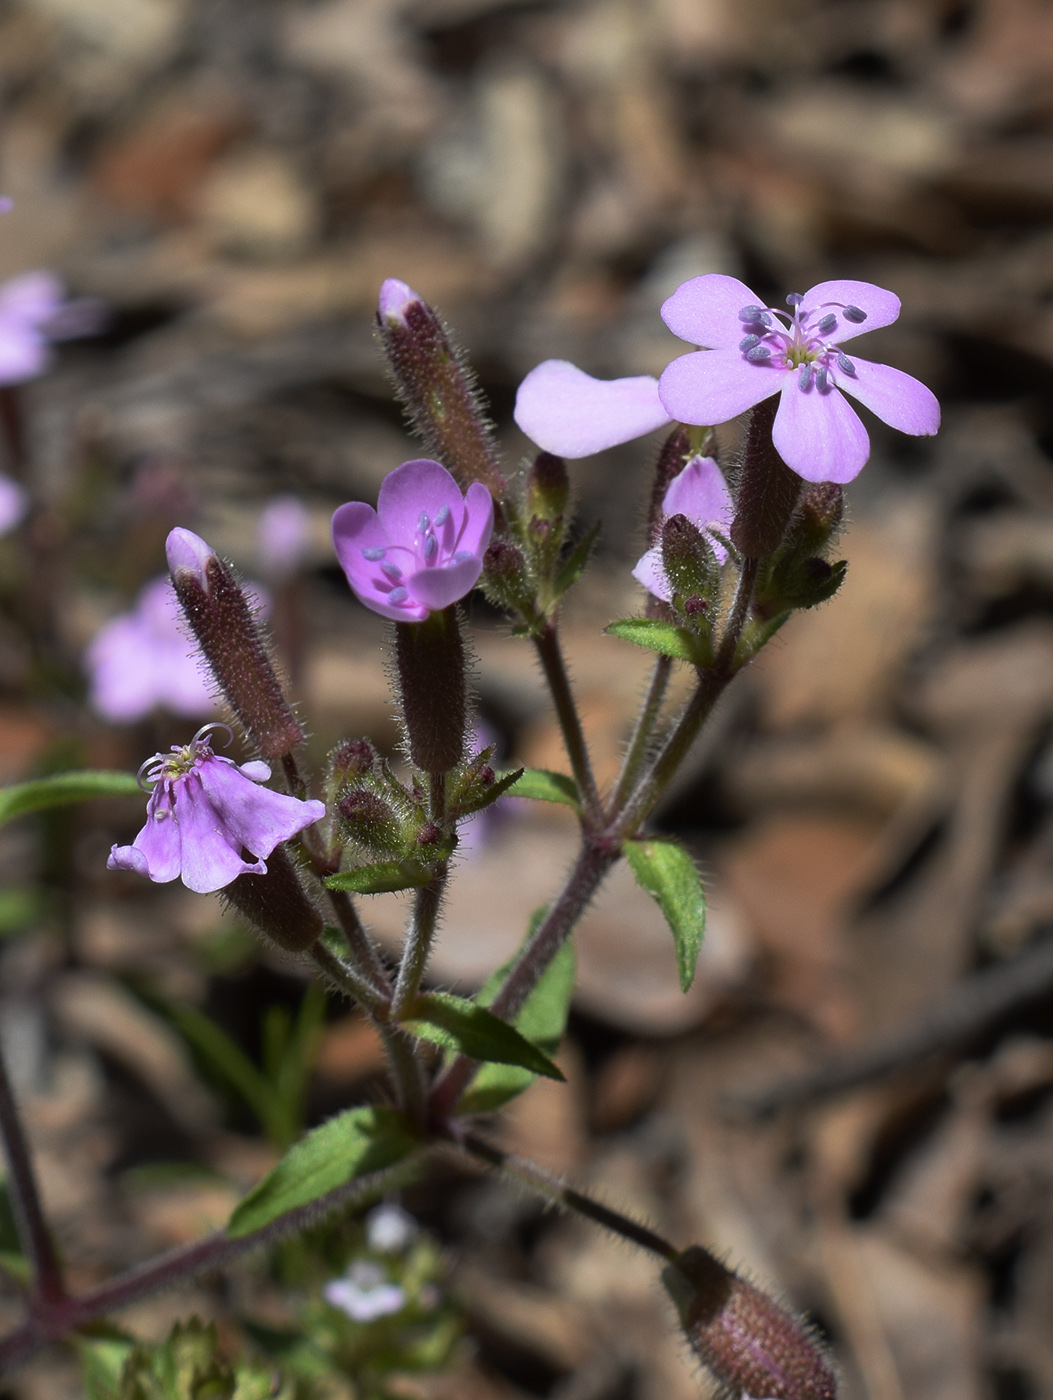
[[0, 1039, 66, 1310]]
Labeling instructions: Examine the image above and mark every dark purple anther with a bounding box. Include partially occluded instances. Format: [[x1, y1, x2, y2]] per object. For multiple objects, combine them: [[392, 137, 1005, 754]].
[[816, 314, 837, 334], [815, 366, 828, 391], [738, 305, 765, 321], [746, 345, 772, 363], [739, 334, 761, 352], [798, 364, 813, 390], [843, 305, 866, 323], [786, 292, 804, 306], [836, 353, 856, 375]]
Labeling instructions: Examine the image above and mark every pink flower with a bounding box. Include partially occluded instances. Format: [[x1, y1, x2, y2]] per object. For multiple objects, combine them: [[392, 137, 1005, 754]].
[[86, 577, 218, 724], [107, 724, 325, 894], [632, 455, 734, 602], [0, 271, 103, 386], [658, 275, 940, 484], [513, 359, 671, 458], [332, 458, 494, 622]]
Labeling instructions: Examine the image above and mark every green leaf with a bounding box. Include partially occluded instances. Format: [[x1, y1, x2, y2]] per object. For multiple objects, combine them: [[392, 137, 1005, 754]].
[[605, 618, 703, 663], [0, 770, 140, 827], [502, 768, 579, 809], [452, 766, 525, 818], [402, 992, 565, 1081], [552, 520, 601, 602], [325, 860, 434, 894], [462, 938, 576, 1113], [227, 1105, 417, 1238], [624, 838, 706, 992]]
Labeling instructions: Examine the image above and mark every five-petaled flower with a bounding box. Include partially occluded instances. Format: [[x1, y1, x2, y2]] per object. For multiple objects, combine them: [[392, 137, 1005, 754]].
[[658, 274, 940, 484], [107, 724, 325, 894], [633, 455, 734, 602], [332, 458, 494, 621]]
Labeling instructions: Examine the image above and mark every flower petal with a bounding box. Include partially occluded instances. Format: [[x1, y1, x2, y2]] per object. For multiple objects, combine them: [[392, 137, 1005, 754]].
[[455, 481, 495, 558], [195, 755, 325, 859], [799, 280, 901, 344], [663, 456, 734, 544], [658, 348, 783, 425], [377, 459, 464, 541], [406, 555, 483, 611], [173, 774, 264, 894], [331, 502, 399, 616], [631, 545, 671, 603], [107, 844, 150, 878], [129, 787, 184, 883], [772, 381, 870, 484], [836, 356, 941, 436], [660, 274, 764, 349], [513, 360, 671, 457]]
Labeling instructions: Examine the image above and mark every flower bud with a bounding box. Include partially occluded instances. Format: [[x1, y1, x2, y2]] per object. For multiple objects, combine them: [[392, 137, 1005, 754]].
[[328, 738, 376, 792], [663, 1247, 836, 1400], [167, 528, 303, 760], [224, 845, 323, 953], [395, 606, 468, 774], [482, 537, 533, 613], [337, 787, 404, 853], [377, 282, 505, 497], [731, 399, 802, 558], [526, 452, 569, 524], [660, 514, 719, 612]]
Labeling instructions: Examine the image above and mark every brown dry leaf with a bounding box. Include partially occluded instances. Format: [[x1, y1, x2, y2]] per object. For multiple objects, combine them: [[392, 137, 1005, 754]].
[[753, 501, 937, 730], [720, 814, 887, 1039]]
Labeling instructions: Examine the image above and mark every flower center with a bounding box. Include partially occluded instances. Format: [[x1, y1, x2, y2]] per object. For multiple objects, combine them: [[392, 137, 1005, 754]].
[[736, 295, 867, 391], [359, 502, 475, 608], [138, 722, 232, 790]]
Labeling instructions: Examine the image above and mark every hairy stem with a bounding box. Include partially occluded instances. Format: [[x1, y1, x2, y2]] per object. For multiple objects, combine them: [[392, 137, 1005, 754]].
[[428, 839, 615, 1118], [393, 871, 446, 1018], [533, 623, 601, 822], [615, 556, 759, 838], [451, 1125, 679, 1260], [0, 1158, 420, 1377], [0, 1040, 66, 1308], [608, 653, 673, 816], [309, 940, 388, 1013], [324, 887, 392, 1000]]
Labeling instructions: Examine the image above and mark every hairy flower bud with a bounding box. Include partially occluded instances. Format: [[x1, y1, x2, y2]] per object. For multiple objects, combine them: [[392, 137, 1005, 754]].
[[660, 514, 719, 611], [395, 606, 468, 774], [224, 845, 323, 953], [376, 279, 505, 496], [328, 738, 377, 792], [663, 1247, 836, 1400], [166, 528, 303, 759], [647, 426, 691, 544], [482, 537, 533, 612], [337, 787, 404, 853], [526, 452, 569, 524]]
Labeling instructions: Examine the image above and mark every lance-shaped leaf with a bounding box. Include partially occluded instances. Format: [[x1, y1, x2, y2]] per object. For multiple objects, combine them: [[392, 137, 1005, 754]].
[[402, 992, 565, 1081], [227, 1105, 417, 1237], [0, 770, 140, 826], [325, 860, 434, 894], [462, 931, 575, 1114], [606, 618, 706, 664], [624, 838, 706, 992], [501, 768, 579, 809]]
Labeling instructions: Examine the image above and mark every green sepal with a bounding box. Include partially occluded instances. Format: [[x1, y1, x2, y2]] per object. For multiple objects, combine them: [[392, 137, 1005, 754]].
[[401, 991, 565, 1081], [450, 760, 525, 820], [227, 1105, 417, 1238], [551, 521, 601, 606], [606, 617, 708, 665], [734, 610, 792, 665], [0, 770, 140, 826], [500, 767, 580, 809], [624, 837, 706, 992], [325, 860, 434, 894], [462, 933, 575, 1113]]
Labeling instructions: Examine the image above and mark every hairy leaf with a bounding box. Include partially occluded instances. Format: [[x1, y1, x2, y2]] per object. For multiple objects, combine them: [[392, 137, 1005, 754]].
[[501, 768, 579, 809], [624, 838, 706, 992], [402, 992, 565, 1081]]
